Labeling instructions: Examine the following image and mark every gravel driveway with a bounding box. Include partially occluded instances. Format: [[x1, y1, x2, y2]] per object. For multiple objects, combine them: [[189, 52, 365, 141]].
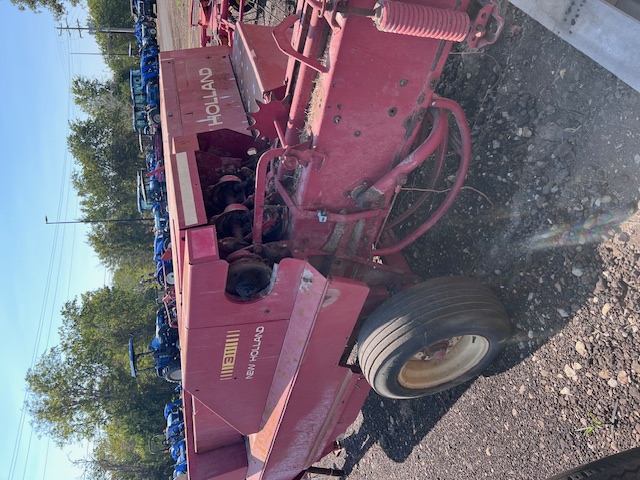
[[158, 2, 640, 478]]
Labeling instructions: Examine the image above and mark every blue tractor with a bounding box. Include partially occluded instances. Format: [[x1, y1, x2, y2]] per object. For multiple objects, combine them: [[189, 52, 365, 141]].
[[130, 70, 156, 134], [135, 15, 157, 51], [136, 169, 166, 213], [131, 67, 161, 126], [131, 0, 156, 19], [128, 308, 181, 383], [170, 439, 187, 478]]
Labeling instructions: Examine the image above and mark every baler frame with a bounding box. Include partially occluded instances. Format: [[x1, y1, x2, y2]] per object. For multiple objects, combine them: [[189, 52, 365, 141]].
[[160, 0, 511, 478]]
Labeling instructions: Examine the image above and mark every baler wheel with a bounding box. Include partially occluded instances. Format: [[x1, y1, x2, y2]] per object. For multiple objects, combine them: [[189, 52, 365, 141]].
[[357, 276, 510, 399]]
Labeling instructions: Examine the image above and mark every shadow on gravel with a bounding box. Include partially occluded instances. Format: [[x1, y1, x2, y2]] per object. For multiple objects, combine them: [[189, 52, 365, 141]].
[[396, 5, 638, 376], [335, 8, 640, 474], [340, 384, 469, 474]]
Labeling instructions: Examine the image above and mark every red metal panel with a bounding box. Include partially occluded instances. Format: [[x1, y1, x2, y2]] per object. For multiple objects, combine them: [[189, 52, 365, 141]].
[[181, 239, 348, 434], [184, 390, 248, 480], [318, 375, 371, 460], [246, 275, 370, 480], [160, 47, 249, 155], [231, 23, 289, 111], [191, 396, 244, 453], [165, 153, 209, 314], [181, 317, 289, 434], [296, 10, 460, 211]]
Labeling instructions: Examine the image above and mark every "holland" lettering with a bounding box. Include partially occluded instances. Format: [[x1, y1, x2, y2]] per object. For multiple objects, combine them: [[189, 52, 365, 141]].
[[198, 67, 223, 126]]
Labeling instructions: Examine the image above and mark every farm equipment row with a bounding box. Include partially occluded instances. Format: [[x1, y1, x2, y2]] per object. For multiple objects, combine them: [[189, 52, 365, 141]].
[[130, 0, 162, 138], [149, 390, 188, 478], [132, 0, 512, 478], [130, 129, 182, 385]]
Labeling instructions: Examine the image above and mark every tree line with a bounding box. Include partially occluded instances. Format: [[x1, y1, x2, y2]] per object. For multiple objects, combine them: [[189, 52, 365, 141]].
[[14, 0, 178, 478]]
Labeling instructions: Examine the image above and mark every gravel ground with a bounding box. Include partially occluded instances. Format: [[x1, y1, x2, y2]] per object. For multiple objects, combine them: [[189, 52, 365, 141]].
[[157, 2, 640, 478]]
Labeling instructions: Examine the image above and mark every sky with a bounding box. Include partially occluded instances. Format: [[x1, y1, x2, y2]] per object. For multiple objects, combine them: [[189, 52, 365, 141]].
[[1, 3, 117, 479]]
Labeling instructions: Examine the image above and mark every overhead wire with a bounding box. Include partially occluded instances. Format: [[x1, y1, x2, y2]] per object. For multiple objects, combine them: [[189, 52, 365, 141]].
[[10, 14, 88, 479]]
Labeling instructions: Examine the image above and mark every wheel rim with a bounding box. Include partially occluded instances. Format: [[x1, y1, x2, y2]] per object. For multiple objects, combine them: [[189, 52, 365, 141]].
[[168, 367, 182, 381], [166, 272, 175, 285], [397, 335, 490, 390]]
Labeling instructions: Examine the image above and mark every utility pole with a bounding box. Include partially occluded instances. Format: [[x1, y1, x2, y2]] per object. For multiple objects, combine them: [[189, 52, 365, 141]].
[[57, 20, 135, 36], [45, 217, 154, 225]]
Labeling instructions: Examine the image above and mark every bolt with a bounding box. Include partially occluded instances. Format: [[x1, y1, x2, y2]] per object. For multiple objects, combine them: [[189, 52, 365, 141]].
[[334, 115, 341, 123], [354, 131, 361, 137], [399, 79, 409, 87], [388, 107, 397, 117]]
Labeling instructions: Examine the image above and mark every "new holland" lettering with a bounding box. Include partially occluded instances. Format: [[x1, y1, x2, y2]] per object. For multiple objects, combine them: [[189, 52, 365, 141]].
[[245, 326, 264, 380]]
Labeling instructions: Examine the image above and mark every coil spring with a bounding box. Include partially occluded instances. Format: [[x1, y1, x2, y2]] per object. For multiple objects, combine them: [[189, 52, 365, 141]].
[[374, 0, 470, 41]]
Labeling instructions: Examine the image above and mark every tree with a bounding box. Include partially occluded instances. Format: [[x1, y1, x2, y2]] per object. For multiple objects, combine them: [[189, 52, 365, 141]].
[[9, 0, 77, 20], [25, 287, 170, 446], [26, 346, 112, 442], [85, 0, 140, 73], [78, 425, 170, 480], [68, 76, 151, 267]]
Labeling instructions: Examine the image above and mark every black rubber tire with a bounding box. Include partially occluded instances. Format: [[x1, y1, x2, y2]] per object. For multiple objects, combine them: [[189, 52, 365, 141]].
[[547, 447, 640, 480], [163, 363, 182, 383], [357, 276, 511, 399]]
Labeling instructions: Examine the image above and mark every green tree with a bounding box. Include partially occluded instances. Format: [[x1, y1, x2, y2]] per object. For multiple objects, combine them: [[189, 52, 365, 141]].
[[85, 0, 140, 73], [9, 0, 77, 20], [68, 75, 151, 267], [79, 424, 169, 480], [25, 286, 170, 445]]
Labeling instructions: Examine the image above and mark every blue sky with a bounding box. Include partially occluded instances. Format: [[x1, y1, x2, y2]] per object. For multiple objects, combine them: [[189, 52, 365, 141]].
[[1, 4, 114, 479]]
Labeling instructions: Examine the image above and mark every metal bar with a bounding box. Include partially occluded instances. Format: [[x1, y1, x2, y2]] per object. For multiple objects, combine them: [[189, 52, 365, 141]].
[[273, 173, 384, 223], [272, 14, 328, 74], [354, 107, 447, 209], [372, 96, 471, 256], [384, 114, 449, 230], [284, 5, 326, 145], [253, 147, 286, 244], [305, 466, 346, 476]]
